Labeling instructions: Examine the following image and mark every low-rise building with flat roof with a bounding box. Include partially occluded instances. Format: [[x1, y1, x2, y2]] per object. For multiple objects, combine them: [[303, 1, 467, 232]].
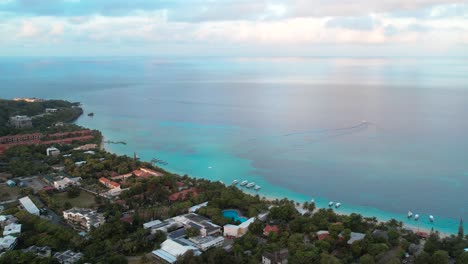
[[63, 208, 105, 231], [22, 245, 52, 258], [0, 235, 17, 251], [10, 115, 32, 129], [54, 177, 81, 191], [54, 250, 83, 264], [3, 223, 21, 236], [19, 196, 40, 215], [189, 235, 225, 251], [152, 239, 201, 264]]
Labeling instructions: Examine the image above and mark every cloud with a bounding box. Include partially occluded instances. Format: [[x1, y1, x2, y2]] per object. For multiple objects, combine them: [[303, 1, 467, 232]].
[[17, 20, 41, 37], [325, 16, 379, 31]]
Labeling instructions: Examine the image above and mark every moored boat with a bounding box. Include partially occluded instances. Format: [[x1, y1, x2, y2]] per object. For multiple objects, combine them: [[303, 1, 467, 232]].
[[335, 203, 341, 208], [240, 180, 248, 186], [328, 201, 334, 207], [232, 180, 238, 185], [429, 215, 434, 222], [414, 214, 420, 221], [254, 185, 261, 190], [408, 211, 413, 218], [246, 182, 255, 188]]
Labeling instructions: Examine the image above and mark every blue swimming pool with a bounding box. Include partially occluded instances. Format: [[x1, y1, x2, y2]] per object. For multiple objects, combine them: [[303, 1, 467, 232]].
[[222, 209, 247, 223]]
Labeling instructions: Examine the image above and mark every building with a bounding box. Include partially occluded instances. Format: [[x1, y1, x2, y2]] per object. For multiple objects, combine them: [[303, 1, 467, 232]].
[[53, 250, 84, 264], [45, 108, 58, 113], [74, 161, 86, 167], [172, 213, 221, 237], [46, 147, 60, 156], [168, 188, 199, 202], [6, 180, 16, 187], [263, 225, 279, 236], [63, 208, 105, 231], [152, 239, 201, 264], [262, 249, 289, 264], [0, 236, 17, 251], [189, 202, 208, 213], [3, 223, 21, 236], [223, 217, 255, 238], [22, 245, 52, 258], [347, 232, 366, 245], [9, 115, 32, 129], [0, 215, 17, 228], [189, 235, 225, 251], [54, 177, 81, 191], [110, 173, 133, 181], [143, 219, 182, 234], [316, 230, 330, 240], [19, 196, 40, 215], [99, 177, 120, 189]]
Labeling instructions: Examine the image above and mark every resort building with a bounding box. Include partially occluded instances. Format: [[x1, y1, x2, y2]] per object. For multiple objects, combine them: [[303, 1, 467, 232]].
[[2, 223, 21, 236], [0, 235, 17, 251], [19, 196, 40, 215], [54, 250, 84, 264], [347, 232, 366, 245], [110, 173, 133, 181], [152, 238, 201, 264], [99, 177, 120, 189], [22, 245, 52, 258], [9, 115, 32, 129], [143, 219, 182, 234], [171, 213, 221, 237], [63, 208, 105, 231], [188, 202, 208, 213], [54, 177, 81, 191], [263, 224, 279, 236], [223, 217, 255, 238], [189, 235, 225, 251], [0, 215, 17, 228], [262, 249, 289, 264]]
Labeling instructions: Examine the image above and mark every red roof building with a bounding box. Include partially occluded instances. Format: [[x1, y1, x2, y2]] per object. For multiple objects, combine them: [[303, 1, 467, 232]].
[[168, 188, 199, 202], [99, 177, 120, 189], [263, 225, 280, 236], [416, 231, 429, 239], [316, 231, 330, 240]]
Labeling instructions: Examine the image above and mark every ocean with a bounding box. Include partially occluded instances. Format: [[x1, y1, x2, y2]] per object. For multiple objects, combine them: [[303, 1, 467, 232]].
[[1, 56, 467, 234]]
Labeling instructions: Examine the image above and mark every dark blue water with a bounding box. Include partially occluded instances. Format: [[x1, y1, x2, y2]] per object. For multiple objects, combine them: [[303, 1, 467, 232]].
[[1, 56, 467, 233]]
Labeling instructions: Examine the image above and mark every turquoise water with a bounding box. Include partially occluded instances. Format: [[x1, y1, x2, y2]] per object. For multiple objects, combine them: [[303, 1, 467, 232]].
[[0, 56, 467, 234], [223, 209, 248, 223]]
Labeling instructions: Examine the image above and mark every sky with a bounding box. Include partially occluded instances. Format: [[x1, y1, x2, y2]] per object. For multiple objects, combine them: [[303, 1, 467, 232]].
[[0, 0, 467, 56]]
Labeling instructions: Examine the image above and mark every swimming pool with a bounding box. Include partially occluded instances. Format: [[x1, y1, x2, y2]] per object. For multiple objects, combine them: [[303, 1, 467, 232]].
[[222, 209, 247, 223]]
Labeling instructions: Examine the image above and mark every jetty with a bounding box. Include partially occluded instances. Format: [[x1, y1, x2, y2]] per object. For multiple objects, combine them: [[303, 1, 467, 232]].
[[103, 140, 127, 145]]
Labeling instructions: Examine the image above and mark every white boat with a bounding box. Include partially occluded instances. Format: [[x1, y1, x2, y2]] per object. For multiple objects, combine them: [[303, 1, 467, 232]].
[[232, 180, 238, 185], [240, 180, 248, 186], [414, 214, 420, 221], [408, 211, 413, 218], [254, 185, 261, 190], [246, 182, 255, 188], [311, 198, 315, 203], [328, 201, 334, 207], [335, 203, 341, 208], [429, 215, 434, 222]]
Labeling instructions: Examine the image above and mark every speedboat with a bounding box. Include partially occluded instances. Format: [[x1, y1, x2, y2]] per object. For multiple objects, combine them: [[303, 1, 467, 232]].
[[335, 203, 341, 208], [232, 180, 238, 185], [407, 211, 413, 218], [429, 215, 434, 222], [246, 182, 255, 188], [414, 214, 420, 221], [328, 202, 334, 207], [311, 198, 315, 203], [254, 185, 261, 190], [240, 180, 248, 186]]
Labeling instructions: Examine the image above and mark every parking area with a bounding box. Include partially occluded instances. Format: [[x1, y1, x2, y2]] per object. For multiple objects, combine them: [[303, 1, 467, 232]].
[[18, 177, 48, 192]]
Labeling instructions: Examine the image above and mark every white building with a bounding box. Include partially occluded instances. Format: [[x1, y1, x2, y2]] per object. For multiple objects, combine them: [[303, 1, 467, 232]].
[[3, 223, 21, 236], [223, 217, 255, 238], [46, 147, 61, 157], [19, 196, 40, 215], [152, 239, 201, 264], [63, 208, 105, 231], [54, 177, 81, 191], [45, 108, 58, 113], [9, 115, 32, 129], [189, 235, 224, 251], [0, 235, 17, 251], [54, 250, 84, 264], [188, 202, 208, 213]]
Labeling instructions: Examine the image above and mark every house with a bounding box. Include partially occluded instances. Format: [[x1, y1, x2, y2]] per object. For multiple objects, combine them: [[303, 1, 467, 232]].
[[316, 230, 330, 240], [223, 217, 255, 238], [416, 231, 430, 239], [189, 202, 208, 213], [53, 250, 84, 264], [22, 245, 52, 258], [0, 236, 17, 251], [189, 235, 225, 251], [54, 177, 81, 191], [98, 177, 120, 189], [110, 173, 133, 181], [19, 196, 40, 215], [63, 208, 105, 231], [46, 147, 60, 156], [347, 232, 366, 245], [257, 212, 269, 222], [143, 219, 181, 234], [263, 225, 279, 236], [152, 239, 201, 264], [168, 188, 199, 202], [0, 215, 17, 228], [51, 165, 65, 171], [83, 150, 95, 155], [9, 115, 32, 129], [262, 249, 289, 264], [6, 180, 16, 187], [3, 223, 21, 236], [74, 161, 86, 167]]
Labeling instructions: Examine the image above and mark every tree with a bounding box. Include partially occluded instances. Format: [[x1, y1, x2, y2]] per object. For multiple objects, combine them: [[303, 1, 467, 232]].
[[431, 250, 449, 264], [459, 218, 464, 239], [67, 186, 81, 198], [186, 227, 200, 238], [457, 252, 468, 264], [424, 232, 441, 254], [359, 254, 375, 264]]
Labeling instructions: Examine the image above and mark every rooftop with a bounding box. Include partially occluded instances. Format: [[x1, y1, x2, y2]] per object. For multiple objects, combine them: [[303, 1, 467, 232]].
[[54, 250, 84, 264], [19, 196, 40, 215], [3, 223, 21, 236]]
